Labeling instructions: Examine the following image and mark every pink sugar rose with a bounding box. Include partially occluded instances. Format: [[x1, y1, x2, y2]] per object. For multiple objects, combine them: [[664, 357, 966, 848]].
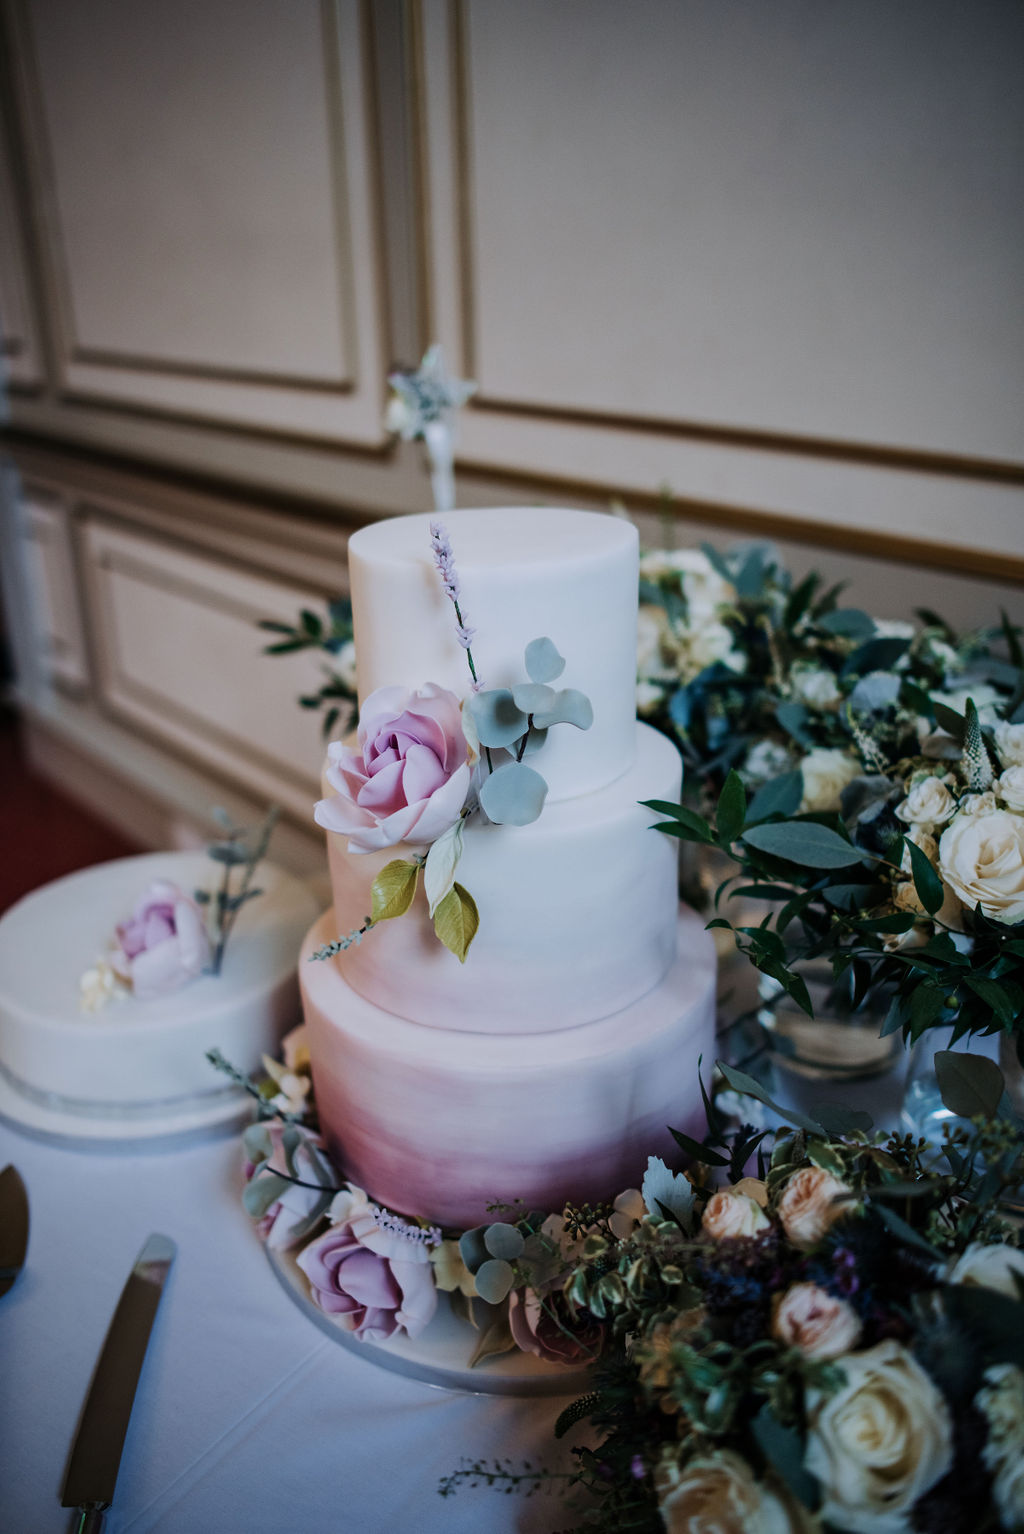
[[508, 1286, 604, 1367], [314, 683, 472, 854], [296, 1187, 438, 1341], [113, 880, 210, 999], [250, 1123, 330, 1252]]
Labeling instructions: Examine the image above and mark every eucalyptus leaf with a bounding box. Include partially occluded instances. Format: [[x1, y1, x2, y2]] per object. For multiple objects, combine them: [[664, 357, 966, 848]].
[[841, 636, 912, 678], [817, 608, 875, 638], [242, 1171, 291, 1218], [935, 1050, 1005, 1120], [479, 761, 548, 825], [473, 1257, 516, 1305], [370, 859, 419, 923], [458, 1226, 489, 1273], [468, 689, 529, 748], [531, 688, 594, 731], [423, 818, 464, 917], [524, 636, 565, 683], [520, 724, 549, 756], [483, 1223, 525, 1261], [433, 882, 479, 963], [742, 821, 865, 869], [511, 682, 555, 716]]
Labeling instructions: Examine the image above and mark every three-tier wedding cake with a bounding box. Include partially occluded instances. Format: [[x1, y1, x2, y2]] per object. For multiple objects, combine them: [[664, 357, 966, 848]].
[[300, 507, 716, 1229]]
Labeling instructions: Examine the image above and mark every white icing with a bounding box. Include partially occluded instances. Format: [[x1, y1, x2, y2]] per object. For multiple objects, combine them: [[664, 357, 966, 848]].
[[326, 722, 683, 1032], [347, 508, 639, 801], [0, 853, 319, 1112], [301, 907, 717, 1230]]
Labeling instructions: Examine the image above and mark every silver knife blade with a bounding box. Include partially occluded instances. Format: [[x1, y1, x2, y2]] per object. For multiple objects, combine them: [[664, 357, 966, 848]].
[[61, 1233, 176, 1520], [0, 1164, 29, 1296]]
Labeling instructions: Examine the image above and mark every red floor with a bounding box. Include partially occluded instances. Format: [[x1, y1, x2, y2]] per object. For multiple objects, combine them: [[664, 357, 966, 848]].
[[0, 707, 144, 915]]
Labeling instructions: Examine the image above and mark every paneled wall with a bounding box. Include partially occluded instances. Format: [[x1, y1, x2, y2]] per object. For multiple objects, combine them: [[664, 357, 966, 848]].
[[1, 0, 1021, 858]]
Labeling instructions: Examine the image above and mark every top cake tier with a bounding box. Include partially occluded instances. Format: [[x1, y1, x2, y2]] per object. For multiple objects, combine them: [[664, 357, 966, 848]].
[[348, 508, 639, 802]]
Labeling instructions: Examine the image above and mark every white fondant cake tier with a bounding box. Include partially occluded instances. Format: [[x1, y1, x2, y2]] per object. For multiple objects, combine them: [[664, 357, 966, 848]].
[[0, 852, 319, 1121], [327, 721, 682, 1033], [348, 508, 639, 801], [301, 907, 717, 1230]]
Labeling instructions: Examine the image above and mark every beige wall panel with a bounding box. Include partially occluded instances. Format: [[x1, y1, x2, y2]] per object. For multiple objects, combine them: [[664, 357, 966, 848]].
[[18, 490, 88, 686], [0, 108, 44, 391], [420, 0, 1024, 562], [16, 0, 387, 442], [81, 519, 336, 820]]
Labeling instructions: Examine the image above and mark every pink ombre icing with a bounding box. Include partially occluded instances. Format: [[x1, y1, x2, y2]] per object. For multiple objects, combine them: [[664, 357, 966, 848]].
[[314, 683, 471, 854]]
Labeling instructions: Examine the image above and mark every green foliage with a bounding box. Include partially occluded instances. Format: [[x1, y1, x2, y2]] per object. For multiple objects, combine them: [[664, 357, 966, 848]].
[[433, 882, 479, 962]]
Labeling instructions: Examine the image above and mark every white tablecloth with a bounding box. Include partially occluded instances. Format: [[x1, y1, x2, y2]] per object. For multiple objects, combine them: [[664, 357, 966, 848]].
[[0, 1119, 578, 1534]]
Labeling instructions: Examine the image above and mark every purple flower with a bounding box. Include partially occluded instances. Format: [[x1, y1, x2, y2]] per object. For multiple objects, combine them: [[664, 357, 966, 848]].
[[314, 683, 471, 853], [297, 1188, 438, 1341], [113, 880, 210, 998]]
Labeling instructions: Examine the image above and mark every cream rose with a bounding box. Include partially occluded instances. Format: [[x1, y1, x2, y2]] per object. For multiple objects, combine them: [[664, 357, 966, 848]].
[[938, 809, 1024, 924], [791, 665, 841, 709], [891, 874, 965, 933], [799, 748, 862, 813], [637, 604, 671, 677], [948, 1241, 1024, 1297], [777, 1167, 854, 1249], [702, 1188, 771, 1240], [896, 775, 956, 830], [899, 825, 938, 875], [772, 1282, 862, 1360], [995, 721, 1024, 768], [959, 790, 998, 817], [804, 1340, 953, 1534], [996, 765, 1024, 814], [743, 740, 793, 786], [687, 619, 746, 675], [657, 1449, 809, 1534], [977, 1364, 1024, 1532]]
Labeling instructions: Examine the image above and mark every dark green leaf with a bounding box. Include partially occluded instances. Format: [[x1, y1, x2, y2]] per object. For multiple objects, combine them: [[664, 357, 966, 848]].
[[932, 701, 966, 743], [873, 1203, 945, 1259], [775, 702, 813, 746], [751, 1408, 820, 1511], [746, 770, 804, 824], [817, 608, 875, 638], [716, 1062, 825, 1135], [904, 837, 944, 916], [935, 1050, 1005, 1120], [964, 975, 1018, 1028], [841, 636, 912, 679], [742, 821, 865, 869], [811, 1103, 874, 1136], [667, 1126, 730, 1167], [716, 770, 747, 845]]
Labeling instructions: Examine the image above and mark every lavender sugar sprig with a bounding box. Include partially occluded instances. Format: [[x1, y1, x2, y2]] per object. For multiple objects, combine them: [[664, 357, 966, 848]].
[[429, 519, 482, 690]]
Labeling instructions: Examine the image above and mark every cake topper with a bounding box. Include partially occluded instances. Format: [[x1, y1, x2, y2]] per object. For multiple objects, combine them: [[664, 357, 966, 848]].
[[385, 344, 476, 513]]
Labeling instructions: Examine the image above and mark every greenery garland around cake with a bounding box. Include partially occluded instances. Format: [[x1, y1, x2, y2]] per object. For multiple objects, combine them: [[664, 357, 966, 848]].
[[221, 1035, 1024, 1534]]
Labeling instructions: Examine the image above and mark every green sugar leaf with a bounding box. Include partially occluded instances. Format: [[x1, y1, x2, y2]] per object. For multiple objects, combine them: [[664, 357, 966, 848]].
[[434, 882, 479, 963], [483, 1223, 525, 1261], [524, 636, 566, 683], [468, 688, 529, 748], [511, 682, 555, 715], [531, 688, 594, 731], [473, 1257, 515, 1305], [480, 761, 548, 825], [370, 859, 420, 923], [904, 836, 944, 916], [741, 821, 865, 868]]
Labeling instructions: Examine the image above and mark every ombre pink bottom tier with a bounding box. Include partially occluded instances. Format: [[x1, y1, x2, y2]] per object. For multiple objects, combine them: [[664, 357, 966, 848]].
[[300, 908, 717, 1230]]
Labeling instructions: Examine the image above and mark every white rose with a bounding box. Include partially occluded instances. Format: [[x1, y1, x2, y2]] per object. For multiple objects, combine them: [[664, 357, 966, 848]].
[[899, 825, 938, 875], [948, 1241, 1024, 1298], [687, 619, 746, 675], [976, 1365, 1024, 1533], [637, 604, 670, 676], [777, 1167, 854, 1249], [791, 665, 841, 709], [799, 749, 862, 813], [995, 722, 1024, 769], [772, 1283, 862, 1360], [939, 809, 1024, 924], [996, 766, 1024, 814], [805, 1340, 953, 1534], [702, 1188, 771, 1240], [959, 791, 999, 817], [636, 680, 668, 716], [657, 1449, 808, 1534], [742, 740, 793, 785], [925, 637, 960, 672], [895, 775, 956, 829], [873, 619, 917, 641]]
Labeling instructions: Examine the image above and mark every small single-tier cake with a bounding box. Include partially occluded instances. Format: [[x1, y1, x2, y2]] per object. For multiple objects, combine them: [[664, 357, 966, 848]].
[[0, 851, 319, 1135]]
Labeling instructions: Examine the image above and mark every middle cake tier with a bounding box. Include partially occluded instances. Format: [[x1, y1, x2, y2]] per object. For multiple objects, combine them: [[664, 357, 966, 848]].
[[324, 721, 682, 1033]]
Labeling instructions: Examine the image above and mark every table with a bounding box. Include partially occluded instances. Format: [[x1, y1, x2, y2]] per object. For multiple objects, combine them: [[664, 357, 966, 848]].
[[0, 1119, 579, 1534]]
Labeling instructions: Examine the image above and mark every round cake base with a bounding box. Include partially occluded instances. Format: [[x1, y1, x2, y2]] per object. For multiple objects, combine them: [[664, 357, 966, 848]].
[[266, 1243, 591, 1397], [0, 1065, 250, 1149]]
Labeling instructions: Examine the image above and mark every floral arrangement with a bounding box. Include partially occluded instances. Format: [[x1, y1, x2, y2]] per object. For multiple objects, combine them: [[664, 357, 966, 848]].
[[308, 520, 592, 963], [79, 807, 277, 1009], [233, 1036, 1024, 1533], [636, 541, 1019, 813]]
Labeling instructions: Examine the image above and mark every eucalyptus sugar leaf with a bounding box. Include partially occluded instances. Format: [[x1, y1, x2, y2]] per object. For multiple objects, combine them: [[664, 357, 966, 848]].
[[532, 688, 594, 731], [935, 1050, 1005, 1120], [370, 859, 420, 923], [473, 1257, 515, 1305], [524, 636, 566, 683], [242, 1171, 291, 1218], [479, 761, 548, 825], [483, 1223, 525, 1261], [468, 688, 529, 748], [741, 821, 865, 868], [511, 682, 555, 715]]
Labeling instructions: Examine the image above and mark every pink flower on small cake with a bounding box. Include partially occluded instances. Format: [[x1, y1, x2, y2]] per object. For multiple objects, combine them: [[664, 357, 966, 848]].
[[296, 1187, 438, 1341], [508, 1285, 604, 1367], [315, 683, 472, 853], [112, 880, 210, 998]]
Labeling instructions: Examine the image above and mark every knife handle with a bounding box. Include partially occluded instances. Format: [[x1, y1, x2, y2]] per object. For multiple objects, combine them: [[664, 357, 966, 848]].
[[73, 1504, 107, 1534]]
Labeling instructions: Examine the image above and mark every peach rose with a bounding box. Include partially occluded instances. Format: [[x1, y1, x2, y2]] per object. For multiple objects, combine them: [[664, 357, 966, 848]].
[[702, 1188, 771, 1240], [657, 1450, 812, 1534], [772, 1282, 862, 1360], [777, 1167, 855, 1250]]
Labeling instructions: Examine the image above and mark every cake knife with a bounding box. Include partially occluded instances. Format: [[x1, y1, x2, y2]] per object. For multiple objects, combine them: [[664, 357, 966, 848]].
[[0, 1163, 29, 1296], [61, 1233, 176, 1533]]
